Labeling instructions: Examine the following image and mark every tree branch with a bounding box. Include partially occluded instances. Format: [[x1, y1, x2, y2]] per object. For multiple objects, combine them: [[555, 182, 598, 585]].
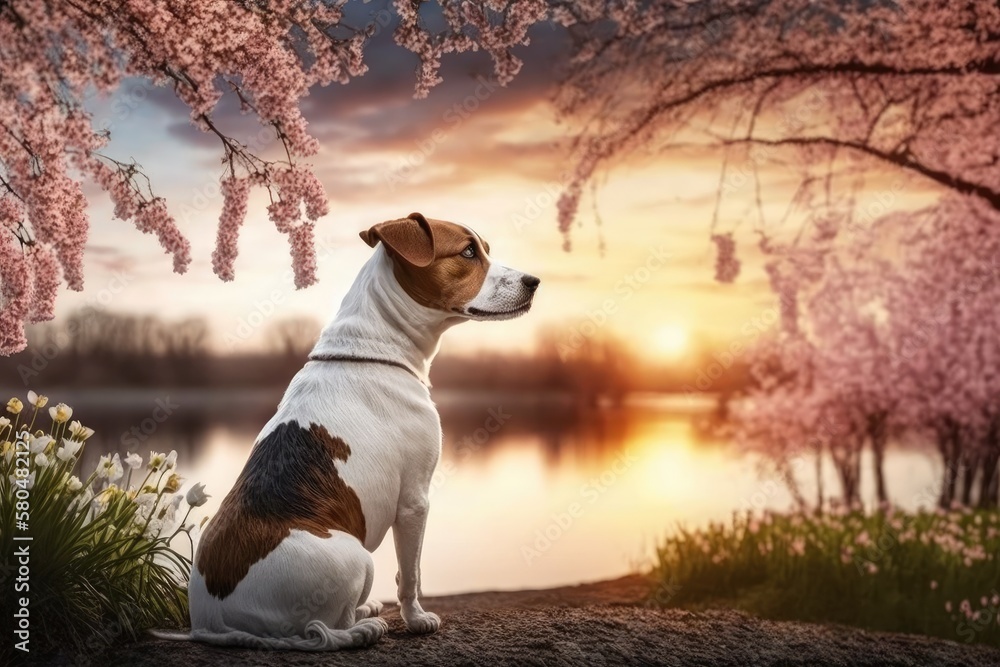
[[718, 135, 1000, 209]]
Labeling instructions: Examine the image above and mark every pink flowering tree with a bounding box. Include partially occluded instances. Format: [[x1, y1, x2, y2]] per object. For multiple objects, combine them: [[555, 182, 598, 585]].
[[0, 0, 551, 355], [885, 197, 1000, 507], [555, 1, 1000, 254], [736, 195, 1000, 509]]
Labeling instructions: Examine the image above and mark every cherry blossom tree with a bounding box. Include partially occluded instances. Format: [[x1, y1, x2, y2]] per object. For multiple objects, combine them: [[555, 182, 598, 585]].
[[555, 0, 1000, 251], [736, 195, 1000, 509], [884, 196, 1000, 507], [549, 0, 1000, 507], [0, 0, 550, 355]]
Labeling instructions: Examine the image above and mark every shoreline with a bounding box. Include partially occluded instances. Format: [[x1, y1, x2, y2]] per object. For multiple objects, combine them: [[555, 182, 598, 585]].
[[29, 574, 1000, 667]]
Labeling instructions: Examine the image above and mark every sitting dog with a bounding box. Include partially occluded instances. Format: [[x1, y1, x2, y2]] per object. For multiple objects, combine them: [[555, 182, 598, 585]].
[[162, 213, 539, 650]]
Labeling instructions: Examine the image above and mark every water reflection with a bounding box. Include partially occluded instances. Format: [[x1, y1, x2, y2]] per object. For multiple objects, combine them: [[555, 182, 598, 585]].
[[41, 388, 941, 600]]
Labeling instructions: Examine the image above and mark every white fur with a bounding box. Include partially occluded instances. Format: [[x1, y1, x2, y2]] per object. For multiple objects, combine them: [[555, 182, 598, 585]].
[[161, 242, 536, 651], [462, 262, 535, 320]]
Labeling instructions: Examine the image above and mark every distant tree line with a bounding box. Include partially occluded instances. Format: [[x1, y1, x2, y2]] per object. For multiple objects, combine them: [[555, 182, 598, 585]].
[[0, 308, 748, 400]]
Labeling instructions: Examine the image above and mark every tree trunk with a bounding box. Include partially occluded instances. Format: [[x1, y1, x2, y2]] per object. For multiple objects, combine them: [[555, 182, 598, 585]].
[[939, 420, 961, 508], [979, 419, 1000, 508], [815, 447, 824, 510], [960, 452, 977, 507], [867, 412, 889, 505]]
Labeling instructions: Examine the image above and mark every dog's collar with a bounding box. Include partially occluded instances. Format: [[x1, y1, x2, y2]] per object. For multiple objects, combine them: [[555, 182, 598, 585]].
[[308, 354, 425, 385]]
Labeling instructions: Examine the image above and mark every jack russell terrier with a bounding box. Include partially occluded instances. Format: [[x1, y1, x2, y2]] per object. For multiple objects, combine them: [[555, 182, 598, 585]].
[[158, 213, 539, 650]]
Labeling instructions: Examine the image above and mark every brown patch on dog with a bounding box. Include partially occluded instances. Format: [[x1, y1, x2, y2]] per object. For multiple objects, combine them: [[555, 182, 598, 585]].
[[196, 421, 366, 599], [361, 213, 491, 312]]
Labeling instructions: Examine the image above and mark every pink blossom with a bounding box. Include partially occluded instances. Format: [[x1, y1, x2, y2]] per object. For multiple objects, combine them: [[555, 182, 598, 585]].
[[212, 178, 252, 282], [711, 233, 740, 284], [0, 0, 551, 354]]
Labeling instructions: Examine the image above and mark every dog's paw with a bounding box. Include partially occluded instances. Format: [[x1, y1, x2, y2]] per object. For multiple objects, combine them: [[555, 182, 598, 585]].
[[349, 617, 388, 647], [402, 610, 441, 634], [355, 599, 384, 620]]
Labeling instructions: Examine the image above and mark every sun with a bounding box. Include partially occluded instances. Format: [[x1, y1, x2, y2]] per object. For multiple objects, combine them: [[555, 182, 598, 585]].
[[651, 324, 689, 359]]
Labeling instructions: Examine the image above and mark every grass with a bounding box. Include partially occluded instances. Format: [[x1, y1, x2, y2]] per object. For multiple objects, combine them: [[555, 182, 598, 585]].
[[0, 395, 203, 662], [650, 507, 1000, 646]]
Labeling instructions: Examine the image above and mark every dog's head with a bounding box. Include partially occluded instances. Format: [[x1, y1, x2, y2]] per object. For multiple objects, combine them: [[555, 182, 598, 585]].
[[360, 212, 539, 321]]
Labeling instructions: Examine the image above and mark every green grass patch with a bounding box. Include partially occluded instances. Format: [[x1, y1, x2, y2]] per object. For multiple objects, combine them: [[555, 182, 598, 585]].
[[0, 395, 206, 662], [650, 509, 1000, 645]]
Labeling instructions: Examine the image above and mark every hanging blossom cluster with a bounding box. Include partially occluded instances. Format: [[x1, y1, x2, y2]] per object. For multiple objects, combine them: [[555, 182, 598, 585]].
[[710, 233, 740, 284], [0, 0, 553, 356], [553, 0, 1000, 268]]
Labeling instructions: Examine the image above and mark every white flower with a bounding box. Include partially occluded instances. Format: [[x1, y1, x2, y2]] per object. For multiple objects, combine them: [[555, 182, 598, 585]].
[[148, 451, 166, 471], [0, 416, 10, 428], [28, 434, 53, 454], [134, 492, 158, 519], [96, 453, 124, 482], [70, 487, 93, 511], [185, 482, 211, 508], [49, 403, 73, 423], [157, 494, 182, 526], [144, 518, 164, 539], [124, 452, 143, 469], [164, 450, 177, 470], [27, 390, 48, 408], [56, 438, 83, 461], [68, 420, 94, 441], [66, 475, 83, 492], [34, 452, 50, 468], [9, 471, 35, 490]]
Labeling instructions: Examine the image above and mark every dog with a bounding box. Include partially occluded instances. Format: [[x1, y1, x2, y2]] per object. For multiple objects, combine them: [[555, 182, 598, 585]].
[[154, 213, 539, 650]]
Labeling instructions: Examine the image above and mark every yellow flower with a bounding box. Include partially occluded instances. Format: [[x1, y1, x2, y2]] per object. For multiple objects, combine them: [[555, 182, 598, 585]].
[[6, 398, 23, 415], [97, 485, 123, 504], [49, 403, 73, 424], [27, 391, 48, 409], [163, 473, 183, 494]]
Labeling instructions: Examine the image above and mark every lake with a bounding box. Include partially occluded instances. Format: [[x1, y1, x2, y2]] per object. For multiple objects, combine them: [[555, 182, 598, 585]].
[[28, 388, 942, 600]]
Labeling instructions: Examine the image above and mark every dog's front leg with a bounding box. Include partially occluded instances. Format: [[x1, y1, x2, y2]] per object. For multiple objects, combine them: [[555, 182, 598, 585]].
[[392, 499, 440, 634]]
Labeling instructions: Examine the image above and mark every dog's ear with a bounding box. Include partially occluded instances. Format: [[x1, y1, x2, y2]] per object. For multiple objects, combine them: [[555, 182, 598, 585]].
[[359, 213, 435, 267]]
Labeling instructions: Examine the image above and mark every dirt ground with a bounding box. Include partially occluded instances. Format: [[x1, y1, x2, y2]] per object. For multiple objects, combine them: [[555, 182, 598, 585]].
[[24, 575, 1000, 667]]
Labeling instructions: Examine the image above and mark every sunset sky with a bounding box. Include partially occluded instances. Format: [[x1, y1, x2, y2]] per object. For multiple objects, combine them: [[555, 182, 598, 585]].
[[53, 11, 938, 358]]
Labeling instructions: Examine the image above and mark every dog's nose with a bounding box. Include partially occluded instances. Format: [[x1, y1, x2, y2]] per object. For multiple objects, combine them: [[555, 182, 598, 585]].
[[521, 274, 541, 292]]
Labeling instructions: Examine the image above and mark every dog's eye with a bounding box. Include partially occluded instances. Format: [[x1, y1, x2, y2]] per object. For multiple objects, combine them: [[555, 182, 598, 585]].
[[460, 244, 476, 259]]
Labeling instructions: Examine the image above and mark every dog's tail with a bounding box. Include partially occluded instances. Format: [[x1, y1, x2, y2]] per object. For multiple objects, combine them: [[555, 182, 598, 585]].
[[147, 629, 192, 642], [148, 618, 387, 651]]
